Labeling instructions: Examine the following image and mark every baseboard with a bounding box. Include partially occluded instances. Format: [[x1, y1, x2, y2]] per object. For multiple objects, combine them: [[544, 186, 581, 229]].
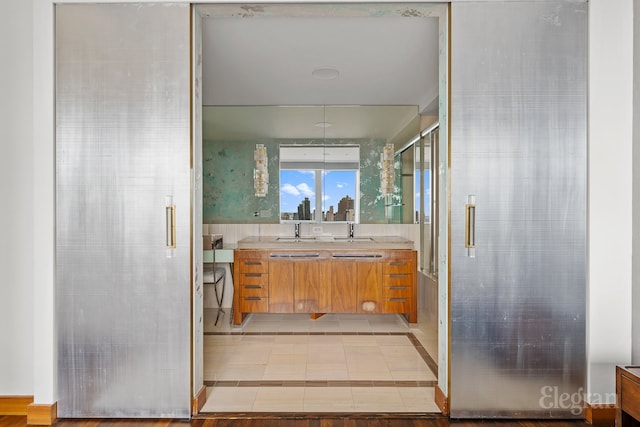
[[192, 385, 207, 414], [26, 402, 57, 426], [435, 384, 449, 415], [0, 396, 34, 415], [585, 403, 616, 425]]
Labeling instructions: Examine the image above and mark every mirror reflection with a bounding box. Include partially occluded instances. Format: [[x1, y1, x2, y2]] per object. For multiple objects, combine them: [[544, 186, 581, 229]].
[[202, 105, 425, 224]]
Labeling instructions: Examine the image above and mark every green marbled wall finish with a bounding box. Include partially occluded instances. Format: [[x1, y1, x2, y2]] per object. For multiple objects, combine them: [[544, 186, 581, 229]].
[[203, 140, 280, 223], [203, 138, 389, 223], [388, 153, 404, 224], [357, 140, 387, 224]]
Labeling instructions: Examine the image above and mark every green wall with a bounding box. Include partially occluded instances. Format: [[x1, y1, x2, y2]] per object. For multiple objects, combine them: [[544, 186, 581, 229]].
[[203, 138, 389, 223]]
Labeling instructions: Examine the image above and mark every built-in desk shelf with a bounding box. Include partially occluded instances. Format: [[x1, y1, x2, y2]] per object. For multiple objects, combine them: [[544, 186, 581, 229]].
[[203, 246, 235, 263]]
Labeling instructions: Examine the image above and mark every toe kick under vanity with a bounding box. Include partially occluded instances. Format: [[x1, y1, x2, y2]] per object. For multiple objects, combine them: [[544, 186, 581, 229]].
[[233, 236, 417, 325]]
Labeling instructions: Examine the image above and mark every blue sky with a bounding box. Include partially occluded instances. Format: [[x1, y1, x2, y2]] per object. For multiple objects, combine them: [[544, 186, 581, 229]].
[[415, 170, 431, 217], [280, 170, 356, 215]]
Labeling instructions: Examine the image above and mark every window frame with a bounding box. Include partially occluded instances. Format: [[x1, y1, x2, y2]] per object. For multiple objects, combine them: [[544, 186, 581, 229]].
[[279, 145, 360, 223]]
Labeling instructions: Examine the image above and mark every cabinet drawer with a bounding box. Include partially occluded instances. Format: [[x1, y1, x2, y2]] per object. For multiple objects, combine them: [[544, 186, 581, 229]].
[[241, 283, 269, 298], [241, 273, 268, 286], [384, 273, 411, 287], [240, 260, 268, 273], [241, 296, 269, 312], [383, 284, 412, 298], [384, 260, 412, 274], [383, 297, 411, 314]]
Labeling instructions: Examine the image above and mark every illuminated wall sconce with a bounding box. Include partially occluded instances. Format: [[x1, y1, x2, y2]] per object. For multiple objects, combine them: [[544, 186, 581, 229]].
[[380, 143, 395, 197], [254, 144, 269, 197]]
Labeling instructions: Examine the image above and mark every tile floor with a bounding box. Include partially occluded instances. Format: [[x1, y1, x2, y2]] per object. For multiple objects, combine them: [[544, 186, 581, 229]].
[[201, 310, 439, 413]]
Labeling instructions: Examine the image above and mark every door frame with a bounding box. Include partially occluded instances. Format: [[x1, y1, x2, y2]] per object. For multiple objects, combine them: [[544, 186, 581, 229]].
[[191, 1, 450, 414]]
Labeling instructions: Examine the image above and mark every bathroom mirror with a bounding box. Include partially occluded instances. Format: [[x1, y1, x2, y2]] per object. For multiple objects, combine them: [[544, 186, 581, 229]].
[[202, 105, 422, 224]]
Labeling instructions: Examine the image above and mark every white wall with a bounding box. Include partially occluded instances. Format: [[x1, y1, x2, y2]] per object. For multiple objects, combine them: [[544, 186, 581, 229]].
[[0, 0, 34, 395], [32, 0, 57, 405], [588, 0, 634, 403], [0, 0, 629, 411]]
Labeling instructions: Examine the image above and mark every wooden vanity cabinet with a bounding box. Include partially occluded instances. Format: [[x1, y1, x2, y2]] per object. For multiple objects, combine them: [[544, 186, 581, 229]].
[[268, 260, 294, 313], [382, 252, 416, 322], [331, 261, 357, 313], [234, 248, 417, 325], [267, 254, 331, 313], [355, 260, 383, 314], [294, 259, 332, 313], [234, 251, 269, 324]]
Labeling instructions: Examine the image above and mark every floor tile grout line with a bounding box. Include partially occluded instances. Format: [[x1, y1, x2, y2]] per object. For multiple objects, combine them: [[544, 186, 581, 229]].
[[204, 331, 412, 336], [196, 412, 445, 417], [204, 380, 438, 387], [406, 332, 439, 377]]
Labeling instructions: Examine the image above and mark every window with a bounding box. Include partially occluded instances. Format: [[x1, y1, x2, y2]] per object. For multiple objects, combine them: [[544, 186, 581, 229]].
[[280, 145, 359, 222], [416, 126, 439, 276]]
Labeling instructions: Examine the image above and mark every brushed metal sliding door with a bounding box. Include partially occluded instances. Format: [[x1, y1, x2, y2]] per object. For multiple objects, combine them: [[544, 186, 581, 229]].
[[450, 1, 586, 418], [56, 4, 191, 418]]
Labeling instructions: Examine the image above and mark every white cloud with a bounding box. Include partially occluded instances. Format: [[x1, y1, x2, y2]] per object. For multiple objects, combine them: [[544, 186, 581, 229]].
[[336, 183, 344, 189], [322, 195, 331, 202], [281, 183, 300, 196], [296, 182, 315, 197]]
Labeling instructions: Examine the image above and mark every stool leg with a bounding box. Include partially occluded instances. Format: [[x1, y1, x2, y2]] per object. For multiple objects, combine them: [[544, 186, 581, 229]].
[[214, 273, 225, 326], [219, 274, 225, 312], [214, 303, 222, 326]]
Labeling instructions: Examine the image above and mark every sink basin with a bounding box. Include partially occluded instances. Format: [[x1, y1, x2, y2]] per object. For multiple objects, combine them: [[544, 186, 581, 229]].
[[276, 237, 317, 242], [333, 237, 374, 242]]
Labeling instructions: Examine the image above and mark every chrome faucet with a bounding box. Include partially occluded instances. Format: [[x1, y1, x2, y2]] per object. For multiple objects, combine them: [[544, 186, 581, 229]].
[[294, 222, 300, 239], [348, 222, 355, 238]]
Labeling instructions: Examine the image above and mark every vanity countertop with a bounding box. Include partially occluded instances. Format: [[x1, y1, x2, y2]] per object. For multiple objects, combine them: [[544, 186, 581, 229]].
[[236, 235, 414, 250]]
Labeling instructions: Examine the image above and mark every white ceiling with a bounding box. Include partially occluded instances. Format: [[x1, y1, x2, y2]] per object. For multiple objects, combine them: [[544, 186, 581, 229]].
[[198, 6, 440, 140]]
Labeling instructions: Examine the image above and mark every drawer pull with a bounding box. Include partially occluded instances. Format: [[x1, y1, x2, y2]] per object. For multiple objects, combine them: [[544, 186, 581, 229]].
[[245, 273, 263, 277], [270, 253, 319, 258], [389, 274, 408, 278], [244, 285, 263, 289], [245, 261, 263, 266], [389, 298, 407, 302], [389, 261, 407, 266], [244, 297, 263, 301], [389, 286, 408, 290]]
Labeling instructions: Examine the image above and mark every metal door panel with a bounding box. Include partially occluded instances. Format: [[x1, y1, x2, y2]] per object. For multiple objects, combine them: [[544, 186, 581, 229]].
[[450, 1, 586, 418], [56, 4, 191, 418]]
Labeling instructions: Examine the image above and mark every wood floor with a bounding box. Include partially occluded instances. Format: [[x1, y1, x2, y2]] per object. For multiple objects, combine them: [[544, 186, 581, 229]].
[[0, 415, 597, 427]]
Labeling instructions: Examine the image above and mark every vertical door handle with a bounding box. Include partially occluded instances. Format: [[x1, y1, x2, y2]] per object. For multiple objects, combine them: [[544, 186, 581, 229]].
[[166, 196, 176, 249], [465, 195, 476, 258]]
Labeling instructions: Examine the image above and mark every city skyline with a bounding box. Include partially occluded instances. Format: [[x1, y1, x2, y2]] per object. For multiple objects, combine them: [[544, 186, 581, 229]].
[[280, 169, 356, 221]]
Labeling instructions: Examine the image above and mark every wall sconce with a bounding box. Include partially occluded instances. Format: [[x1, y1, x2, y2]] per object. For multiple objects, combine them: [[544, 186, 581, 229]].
[[254, 144, 268, 197], [380, 143, 395, 197]]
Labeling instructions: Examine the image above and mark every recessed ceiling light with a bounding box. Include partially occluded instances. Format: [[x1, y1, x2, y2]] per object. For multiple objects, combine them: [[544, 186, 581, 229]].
[[315, 122, 332, 128], [312, 67, 340, 80]]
